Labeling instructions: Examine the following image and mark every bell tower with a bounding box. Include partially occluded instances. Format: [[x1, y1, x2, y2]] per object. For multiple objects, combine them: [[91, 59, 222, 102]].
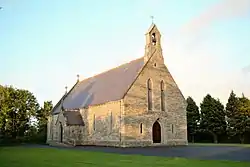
[[144, 23, 162, 63]]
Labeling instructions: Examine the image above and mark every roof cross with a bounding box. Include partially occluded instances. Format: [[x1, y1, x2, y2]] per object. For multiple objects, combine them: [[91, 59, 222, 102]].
[[150, 16, 154, 24], [77, 74, 80, 82], [65, 86, 68, 94]]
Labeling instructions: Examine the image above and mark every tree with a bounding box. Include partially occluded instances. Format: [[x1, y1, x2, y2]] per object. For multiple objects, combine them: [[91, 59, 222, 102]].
[[0, 85, 4, 103], [200, 94, 226, 143], [226, 91, 250, 143], [226, 90, 240, 140], [186, 96, 200, 143], [237, 95, 250, 143], [0, 86, 39, 139], [0, 86, 13, 137], [36, 101, 53, 142], [239, 94, 250, 116], [37, 101, 53, 129], [0, 85, 7, 136], [14, 88, 40, 138]]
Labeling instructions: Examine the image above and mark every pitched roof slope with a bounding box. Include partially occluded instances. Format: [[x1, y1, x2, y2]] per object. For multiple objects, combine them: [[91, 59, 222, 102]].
[[53, 57, 144, 114]]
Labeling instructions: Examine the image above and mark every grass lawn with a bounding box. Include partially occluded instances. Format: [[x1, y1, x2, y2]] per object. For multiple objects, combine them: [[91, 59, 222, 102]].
[[0, 146, 249, 167]]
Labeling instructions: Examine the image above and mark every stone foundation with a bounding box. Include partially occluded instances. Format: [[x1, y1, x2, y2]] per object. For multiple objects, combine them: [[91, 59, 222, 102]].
[[81, 140, 122, 147], [166, 140, 188, 146], [50, 140, 188, 148], [48, 139, 188, 148]]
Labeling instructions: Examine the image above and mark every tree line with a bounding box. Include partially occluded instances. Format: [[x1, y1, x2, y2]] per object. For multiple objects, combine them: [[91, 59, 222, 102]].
[[0, 85, 53, 145], [187, 91, 250, 144], [1, 84, 250, 145]]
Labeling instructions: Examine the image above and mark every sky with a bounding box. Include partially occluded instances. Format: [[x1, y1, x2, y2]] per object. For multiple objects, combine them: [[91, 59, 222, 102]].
[[0, 0, 250, 107]]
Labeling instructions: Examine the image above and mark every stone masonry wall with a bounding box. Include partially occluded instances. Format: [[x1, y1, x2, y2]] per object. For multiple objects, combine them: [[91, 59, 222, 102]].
[[80, 100, 122, 147], [63, 125, 85, 145], [47, 104, 61, 143], [123, 48, 188, 147], [47, 114, 59, 143], [47, 113, 85, 145], [47, 100, 122, 147]]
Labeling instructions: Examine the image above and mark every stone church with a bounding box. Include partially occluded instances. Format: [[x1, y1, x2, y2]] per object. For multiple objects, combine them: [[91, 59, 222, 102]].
[[47, 23, 188, 147]]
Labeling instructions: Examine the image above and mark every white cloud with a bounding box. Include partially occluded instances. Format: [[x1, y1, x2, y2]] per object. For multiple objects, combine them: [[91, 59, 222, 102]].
[[180, 0, 250, 34], [242, 65, 250, 74], [161, 0, 250, 105]]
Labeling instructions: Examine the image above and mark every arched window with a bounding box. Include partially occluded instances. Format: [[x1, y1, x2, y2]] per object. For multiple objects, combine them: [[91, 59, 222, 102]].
[[110, 112, 112, 131], [152, 33, 156, 45], [140, 123, 143, 134], [93, 114, 95, 131], [147, 79, 152, 110], [59, 122, 63, 142], [160, 80, 165, 111]]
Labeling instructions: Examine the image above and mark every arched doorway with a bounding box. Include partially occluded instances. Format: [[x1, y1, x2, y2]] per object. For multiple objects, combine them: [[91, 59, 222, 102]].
[[152, 121, 161, 143], [59, 122, 63, 143]]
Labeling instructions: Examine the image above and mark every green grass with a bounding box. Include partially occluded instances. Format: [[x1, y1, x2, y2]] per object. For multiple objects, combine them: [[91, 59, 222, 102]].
[[0, 146, 249, 167], [189, 143, 250, 147]]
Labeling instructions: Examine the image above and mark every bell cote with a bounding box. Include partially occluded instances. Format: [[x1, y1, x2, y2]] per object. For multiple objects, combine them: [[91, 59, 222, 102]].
[[144, 24, 162, 62]]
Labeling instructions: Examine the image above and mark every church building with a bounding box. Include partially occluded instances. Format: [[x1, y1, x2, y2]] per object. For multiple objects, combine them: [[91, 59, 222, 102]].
[[47, 23, 188, 147]]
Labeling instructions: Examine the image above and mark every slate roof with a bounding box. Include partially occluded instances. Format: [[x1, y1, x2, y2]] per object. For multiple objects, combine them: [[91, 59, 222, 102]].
[[52, 57, 145, 114], [63, 110, 84, 126]]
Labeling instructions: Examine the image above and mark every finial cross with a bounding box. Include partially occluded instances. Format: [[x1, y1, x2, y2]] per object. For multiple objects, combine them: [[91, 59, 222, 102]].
[[65, 86, 68, 94], [77, 74, 80, 82], [150, 16, 154, 24]]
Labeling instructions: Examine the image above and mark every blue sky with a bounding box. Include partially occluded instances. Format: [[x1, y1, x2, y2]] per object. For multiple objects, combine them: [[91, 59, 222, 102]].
[[1, 0, 250, 106]]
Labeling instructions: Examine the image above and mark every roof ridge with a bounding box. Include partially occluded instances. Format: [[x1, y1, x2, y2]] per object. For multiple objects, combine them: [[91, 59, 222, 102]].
[[78, 57, 144, 83]]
